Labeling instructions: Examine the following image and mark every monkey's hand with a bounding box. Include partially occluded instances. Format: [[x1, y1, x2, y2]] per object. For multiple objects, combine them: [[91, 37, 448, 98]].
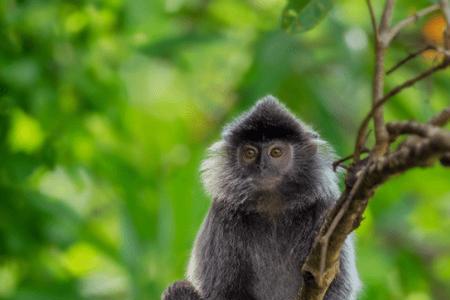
[[162, 280, 202, 300]]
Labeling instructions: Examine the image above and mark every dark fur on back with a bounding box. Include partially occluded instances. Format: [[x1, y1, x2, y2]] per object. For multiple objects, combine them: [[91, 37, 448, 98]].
[[162, 96, 361, 300]]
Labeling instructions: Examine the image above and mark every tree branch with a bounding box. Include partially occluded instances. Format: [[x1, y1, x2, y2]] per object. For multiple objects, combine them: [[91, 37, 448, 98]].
[[298, 124, 450, 300], [333, 148, 369, 171], [355, 1, 449, 160], [386, 45, 436, 75], [354, 57, 450, 162], [380, 0, 396, 34], [296, 2, 450, 300], [363, 0, 394, 158], [429, 107, 450, 126], [366, 0, 377, 34], [386, 121, 442, 138], [384, 4, 441, 44]]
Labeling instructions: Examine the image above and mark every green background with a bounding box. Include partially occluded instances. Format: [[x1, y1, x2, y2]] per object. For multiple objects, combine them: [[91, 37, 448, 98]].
[[1, 0, 449, 299]]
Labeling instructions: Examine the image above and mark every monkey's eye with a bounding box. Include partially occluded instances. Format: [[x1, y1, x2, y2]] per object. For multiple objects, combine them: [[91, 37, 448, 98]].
[[269, 147, 283, 158], [243, 146, 258, 160]]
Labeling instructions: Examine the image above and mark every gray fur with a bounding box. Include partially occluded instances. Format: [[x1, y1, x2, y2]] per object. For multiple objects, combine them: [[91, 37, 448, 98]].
[[163, 96, 361, 300]]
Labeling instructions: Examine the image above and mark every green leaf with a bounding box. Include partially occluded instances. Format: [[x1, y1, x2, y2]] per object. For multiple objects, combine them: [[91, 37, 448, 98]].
[[281, 0, 334, 33]]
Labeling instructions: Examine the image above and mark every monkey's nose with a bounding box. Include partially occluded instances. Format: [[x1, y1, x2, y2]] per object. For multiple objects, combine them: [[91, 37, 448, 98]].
[[259, 166, 272, 178], [258, 159, 270, 172]]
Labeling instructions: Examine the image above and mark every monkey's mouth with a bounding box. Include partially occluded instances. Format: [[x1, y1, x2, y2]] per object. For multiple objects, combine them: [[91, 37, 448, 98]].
[[254, 176, 282, 190]]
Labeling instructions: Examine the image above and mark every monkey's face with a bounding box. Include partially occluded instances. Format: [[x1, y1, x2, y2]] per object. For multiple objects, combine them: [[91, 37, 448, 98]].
[[201, 96, 339, 210], [237, 141, 294, 190]]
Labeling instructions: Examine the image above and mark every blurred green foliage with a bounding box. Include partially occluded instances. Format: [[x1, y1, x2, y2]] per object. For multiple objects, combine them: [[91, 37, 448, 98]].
[[0, 0, 449, 299]]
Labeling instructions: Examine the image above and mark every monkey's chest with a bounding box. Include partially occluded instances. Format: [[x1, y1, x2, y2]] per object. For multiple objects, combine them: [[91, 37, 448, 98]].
[[248, 228, 311, 300]]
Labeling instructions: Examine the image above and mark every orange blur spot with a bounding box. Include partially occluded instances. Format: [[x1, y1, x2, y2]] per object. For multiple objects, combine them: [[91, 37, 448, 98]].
[[422, 15, 447, 60], [422, 14, 446, 45]]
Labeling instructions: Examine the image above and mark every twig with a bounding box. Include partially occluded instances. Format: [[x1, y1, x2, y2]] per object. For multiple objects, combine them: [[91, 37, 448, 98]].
[[384, 4, 441, 44], [366, 0, 377, 34], [386, 45, 435, 75], [365, 0, 394, 158], [354, 58, 450, 161], [356, 1, 449, 160], [380, 0, 396, 35], [382, 58, 450, 101], [332, 148, 369, 171]]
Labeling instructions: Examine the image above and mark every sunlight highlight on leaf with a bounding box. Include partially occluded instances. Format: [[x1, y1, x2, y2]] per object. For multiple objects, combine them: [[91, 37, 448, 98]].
[[8, 110, 45, 154], [62, 243, 102, 276]]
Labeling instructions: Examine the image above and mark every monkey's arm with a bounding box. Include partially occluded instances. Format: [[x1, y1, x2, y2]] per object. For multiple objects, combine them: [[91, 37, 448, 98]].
[[190, 206, 256, 300], [323, 235, 361, 300]]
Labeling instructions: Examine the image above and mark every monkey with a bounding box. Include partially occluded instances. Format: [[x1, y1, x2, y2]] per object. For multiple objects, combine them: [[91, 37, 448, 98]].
[[162, 96, 361, 300]]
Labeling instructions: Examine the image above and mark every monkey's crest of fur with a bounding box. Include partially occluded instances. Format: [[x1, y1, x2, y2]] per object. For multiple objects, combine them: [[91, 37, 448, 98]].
[[200, 95, 339, 207]]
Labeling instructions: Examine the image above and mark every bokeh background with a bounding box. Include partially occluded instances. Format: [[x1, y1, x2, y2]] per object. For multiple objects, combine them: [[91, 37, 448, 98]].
[[1, 0, 449, 299]]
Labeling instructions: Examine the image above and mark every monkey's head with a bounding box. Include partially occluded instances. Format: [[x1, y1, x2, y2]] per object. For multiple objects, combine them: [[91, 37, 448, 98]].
[[201, 96, 339, 211]]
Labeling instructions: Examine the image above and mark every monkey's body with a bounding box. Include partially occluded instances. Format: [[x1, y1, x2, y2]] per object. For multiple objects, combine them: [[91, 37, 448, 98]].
[[163, 97, 360, 300], [187, 196, 357, 300], [193, 202, 322, 300]]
